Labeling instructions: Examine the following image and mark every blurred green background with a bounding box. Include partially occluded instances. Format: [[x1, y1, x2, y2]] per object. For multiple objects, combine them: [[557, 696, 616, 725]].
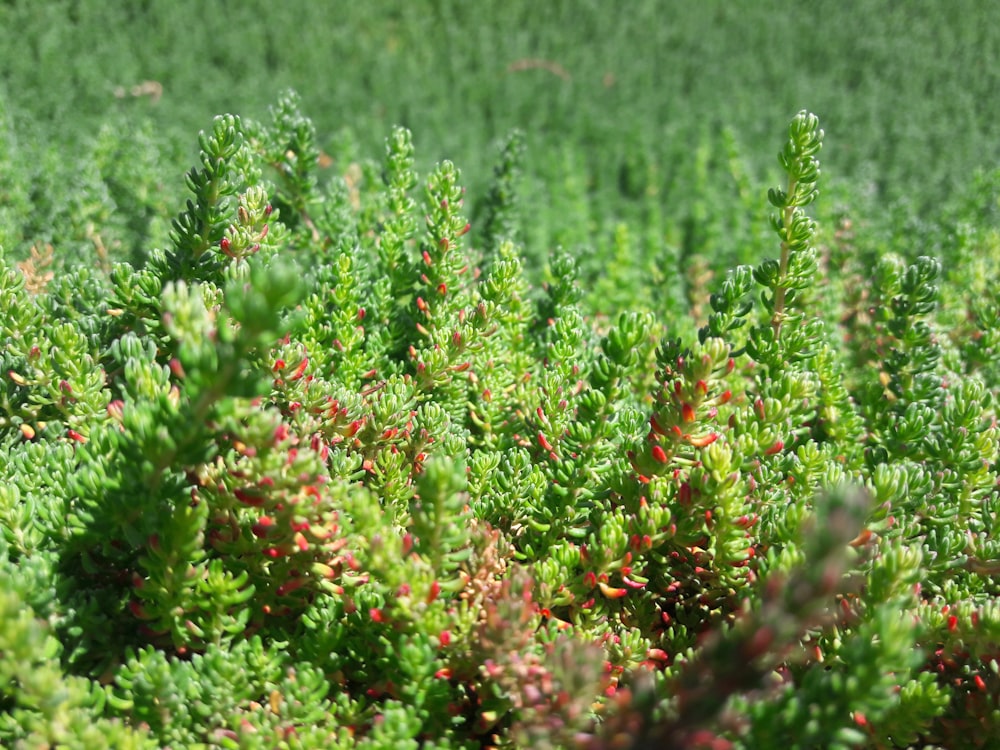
[[1, 0, 998, 316]]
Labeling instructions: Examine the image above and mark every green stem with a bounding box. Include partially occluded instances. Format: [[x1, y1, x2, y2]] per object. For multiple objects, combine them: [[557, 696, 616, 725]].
[[771, 177, 798, 339]]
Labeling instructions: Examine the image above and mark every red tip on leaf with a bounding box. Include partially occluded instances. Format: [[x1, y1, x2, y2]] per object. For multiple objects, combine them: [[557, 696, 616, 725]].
[[416, 296, 428, 312], [422, 250, 433, 266], [537, 432, 554, 452], [755, 398, 766, 420], [688, 432, 719, 448], [67, 429, 86, 444], [369, 608, 386, 623], [457, 222, 471, 236], [681, 403, 696, 422], [853, 711, 868, 728], [427, 580, 441, 603], [252, 518, 274, 538], [598, 582, 628, 599], [948, 615, 959, 632], [849, 528, 873, 547], [650, 414, 668, 436], [235, 487, 265, 507], [289, 358, 309, 381], [277, 578, 306, 597], [678, 482, 692, 506], [765, 440, 784, 456], [651, 445, 668, 464], [439, 630, 451, 647]]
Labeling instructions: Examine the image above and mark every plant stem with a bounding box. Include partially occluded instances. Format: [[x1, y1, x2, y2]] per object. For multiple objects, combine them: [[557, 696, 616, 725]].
[[771, 176, 798, 339]]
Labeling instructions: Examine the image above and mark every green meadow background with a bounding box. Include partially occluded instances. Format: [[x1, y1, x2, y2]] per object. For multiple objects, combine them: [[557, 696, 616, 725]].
[[1, 0, 998, 319]]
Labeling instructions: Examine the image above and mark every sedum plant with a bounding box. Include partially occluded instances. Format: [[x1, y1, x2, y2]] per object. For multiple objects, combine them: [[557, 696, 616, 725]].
[[2, 96, 1000, 749]]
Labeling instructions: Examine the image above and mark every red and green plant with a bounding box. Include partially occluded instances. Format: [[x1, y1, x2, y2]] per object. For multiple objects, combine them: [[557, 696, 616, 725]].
[[3, 98, 1000, 749]]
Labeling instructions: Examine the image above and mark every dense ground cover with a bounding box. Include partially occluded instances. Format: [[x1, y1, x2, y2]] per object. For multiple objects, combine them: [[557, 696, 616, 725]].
[[2, 1, 999, 314], [3, 3, 1000, 749]]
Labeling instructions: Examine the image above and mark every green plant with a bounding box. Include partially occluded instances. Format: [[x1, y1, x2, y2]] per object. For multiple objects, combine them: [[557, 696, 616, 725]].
[[3, 99, 1000, 749]]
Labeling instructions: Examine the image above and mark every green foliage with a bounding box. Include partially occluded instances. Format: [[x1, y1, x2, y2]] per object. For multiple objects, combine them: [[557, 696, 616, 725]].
[[3, 93, 1000, 750], [4, 2, 1000, 328]]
